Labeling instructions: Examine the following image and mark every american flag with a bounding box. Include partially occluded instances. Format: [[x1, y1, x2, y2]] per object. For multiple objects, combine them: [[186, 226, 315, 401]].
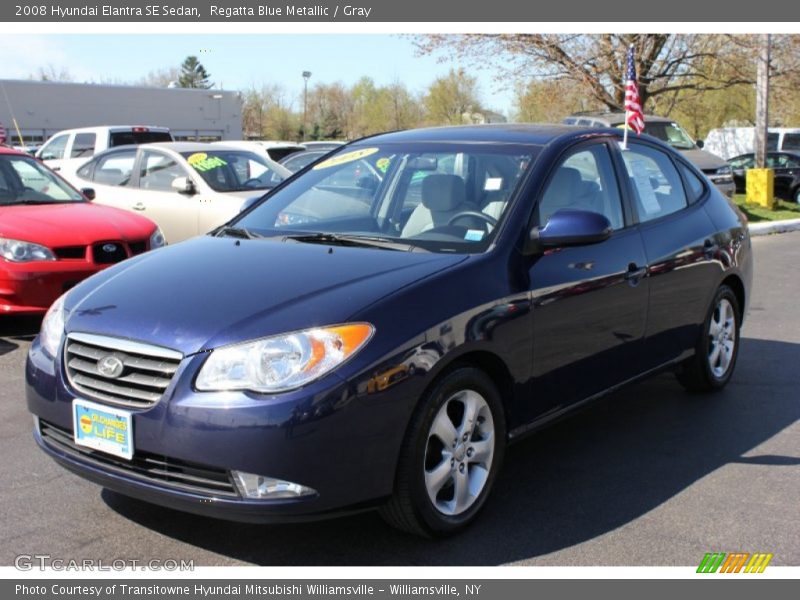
[[624, 45, 645, 134]]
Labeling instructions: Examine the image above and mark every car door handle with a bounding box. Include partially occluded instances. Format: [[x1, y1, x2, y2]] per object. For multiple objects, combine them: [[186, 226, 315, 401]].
[[51, 166, 61, 172], [132, 202, 146, 211], [704, 239, 718, 258], [625, 263, 647, 283]]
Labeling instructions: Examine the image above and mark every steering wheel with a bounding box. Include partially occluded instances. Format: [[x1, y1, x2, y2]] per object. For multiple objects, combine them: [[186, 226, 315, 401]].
[[242, 178, 263, 188], [447, 211, 498, 228]]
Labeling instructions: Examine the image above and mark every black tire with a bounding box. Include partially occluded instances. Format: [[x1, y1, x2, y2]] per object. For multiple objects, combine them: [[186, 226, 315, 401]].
[[794, 187, 800, 205], [676, 285, 741, 393], [379, 367, 506, 537]]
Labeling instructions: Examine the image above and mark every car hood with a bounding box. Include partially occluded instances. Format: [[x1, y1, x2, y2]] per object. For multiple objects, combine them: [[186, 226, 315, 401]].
[[678, 148, 727, 171], [0, 202, 155, 246], [64, 236, 467, 355]]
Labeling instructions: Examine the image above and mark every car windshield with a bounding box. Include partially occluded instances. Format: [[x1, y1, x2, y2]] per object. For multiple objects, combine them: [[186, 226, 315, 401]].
[[233, 142, 538, 254], [0, 155, 84, 205], [181, 150, 284, 192], [643, 122, 696, 150]]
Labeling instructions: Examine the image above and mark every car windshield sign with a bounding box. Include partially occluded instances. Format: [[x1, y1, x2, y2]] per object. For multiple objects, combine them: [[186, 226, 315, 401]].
[[233, 142, 537, 254], [0, 155, 84, 205], [181, 150, 283, 192]]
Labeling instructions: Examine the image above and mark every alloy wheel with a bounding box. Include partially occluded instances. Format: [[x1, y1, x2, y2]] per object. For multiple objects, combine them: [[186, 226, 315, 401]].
[[708, 297, 736, 378], [423, 389, 495, 516]]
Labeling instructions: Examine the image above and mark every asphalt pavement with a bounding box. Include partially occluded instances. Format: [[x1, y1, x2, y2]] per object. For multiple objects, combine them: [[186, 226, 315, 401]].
[[1, 232, 798, 566]]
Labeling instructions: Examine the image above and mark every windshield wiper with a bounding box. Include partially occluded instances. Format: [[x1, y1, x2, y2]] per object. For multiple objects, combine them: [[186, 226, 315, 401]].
[[214, 226, 261, 239], [283, 232, 420, 252]]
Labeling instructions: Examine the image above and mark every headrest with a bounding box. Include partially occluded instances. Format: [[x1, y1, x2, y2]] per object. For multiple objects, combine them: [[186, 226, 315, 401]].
[[548, 167, 582, 200], [421, 174, 466, 212]]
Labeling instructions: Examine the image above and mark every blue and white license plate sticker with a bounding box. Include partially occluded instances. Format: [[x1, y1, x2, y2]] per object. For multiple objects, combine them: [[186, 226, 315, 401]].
[[72, 399, 133, 460]]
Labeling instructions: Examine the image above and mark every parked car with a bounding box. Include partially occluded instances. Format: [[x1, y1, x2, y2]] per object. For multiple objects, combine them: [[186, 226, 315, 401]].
[[0, 147, 163, 315], [279, 149, 329, 172], [27, 125, 751, 537], [68, 142, 291, 243], [299, 141, 346, 152], [563, 112, 735, 197], [728, 151, 800, 202], [705, 127, 800, 160], [215, 140, 306, 163], [36, 126, 173, 180]]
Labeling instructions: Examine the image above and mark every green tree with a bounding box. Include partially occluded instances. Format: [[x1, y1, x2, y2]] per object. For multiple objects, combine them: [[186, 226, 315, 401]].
[[424, 68, 481, 125], [178, 55, 212, 89], [514, 78, 591, 123]]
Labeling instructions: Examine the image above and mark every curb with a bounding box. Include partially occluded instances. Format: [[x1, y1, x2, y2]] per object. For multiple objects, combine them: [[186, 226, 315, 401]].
[[748, 218, 800, 237]]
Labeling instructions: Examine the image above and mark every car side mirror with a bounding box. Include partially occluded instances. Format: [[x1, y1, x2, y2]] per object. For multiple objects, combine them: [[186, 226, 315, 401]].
[[81, 188, 96, 201], [696, 140, 705, 149], [171, 176, 196, 195], [524, 209, 612, 255]]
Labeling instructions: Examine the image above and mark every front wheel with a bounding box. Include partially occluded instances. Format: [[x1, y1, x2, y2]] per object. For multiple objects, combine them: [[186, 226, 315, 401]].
[[676, 285, 741, 392], [794, 187, 800, 205], [379, 367, 506, 537]]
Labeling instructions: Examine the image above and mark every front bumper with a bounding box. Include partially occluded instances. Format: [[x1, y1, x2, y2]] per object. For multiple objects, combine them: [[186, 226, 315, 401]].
[[709, 179, 736, 198], [26, 336, 414, 522], [1, 261, 107, 314]]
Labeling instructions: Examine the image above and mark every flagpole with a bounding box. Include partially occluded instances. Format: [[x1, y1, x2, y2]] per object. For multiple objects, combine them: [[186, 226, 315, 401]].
[[622, 43, 633, 151]]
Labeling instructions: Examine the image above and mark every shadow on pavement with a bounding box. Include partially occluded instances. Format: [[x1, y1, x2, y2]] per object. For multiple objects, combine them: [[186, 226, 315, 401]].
[[0, 316, 41, 356], [103, 337, 800, 566]]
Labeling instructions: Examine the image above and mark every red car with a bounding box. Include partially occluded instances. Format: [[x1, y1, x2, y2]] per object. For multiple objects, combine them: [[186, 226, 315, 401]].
[[0, 147, 163, 315]]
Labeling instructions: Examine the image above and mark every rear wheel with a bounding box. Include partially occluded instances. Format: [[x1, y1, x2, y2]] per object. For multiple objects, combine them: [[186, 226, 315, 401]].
[[380, 367, 505, 537], [676, 285, 741, 392]]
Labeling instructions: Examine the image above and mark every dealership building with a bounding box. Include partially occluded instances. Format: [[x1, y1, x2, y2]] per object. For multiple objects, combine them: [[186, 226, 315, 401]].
[[0, 79, 243, 147]]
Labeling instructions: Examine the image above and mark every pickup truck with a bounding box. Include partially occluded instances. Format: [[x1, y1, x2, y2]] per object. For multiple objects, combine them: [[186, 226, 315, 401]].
[[36, 126, 173, 179]]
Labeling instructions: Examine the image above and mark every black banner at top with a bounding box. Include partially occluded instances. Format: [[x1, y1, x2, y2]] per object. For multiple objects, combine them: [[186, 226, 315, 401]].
[[3, 0, 800, 22]]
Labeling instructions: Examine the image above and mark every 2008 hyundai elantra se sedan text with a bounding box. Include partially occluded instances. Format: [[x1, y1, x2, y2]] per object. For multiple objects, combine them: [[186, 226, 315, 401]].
[[26, 125, 752, 537]]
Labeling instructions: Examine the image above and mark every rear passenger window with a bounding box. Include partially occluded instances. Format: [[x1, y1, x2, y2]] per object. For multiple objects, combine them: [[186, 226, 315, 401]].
[[93, 151, 136, 187], [538, 144, 624, 230], [782, 134, 800, 151], [71, 133, 96, 158], [619, 143, 687, 223], [679, 164, 706, 203]]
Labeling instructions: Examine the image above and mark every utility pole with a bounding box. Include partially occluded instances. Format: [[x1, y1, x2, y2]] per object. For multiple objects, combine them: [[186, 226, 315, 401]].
[[302, 71, 311, 142], [747, 34, 774, 209], [754, 34, 771, 169]]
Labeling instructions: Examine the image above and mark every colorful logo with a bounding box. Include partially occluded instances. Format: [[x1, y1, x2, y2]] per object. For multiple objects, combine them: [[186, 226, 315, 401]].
[[79, 415, 92, 434], [697, 552, 773, 573]]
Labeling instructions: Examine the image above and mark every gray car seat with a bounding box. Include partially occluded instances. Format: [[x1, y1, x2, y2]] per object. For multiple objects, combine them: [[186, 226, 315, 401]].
[[401, 174, 477, 237]]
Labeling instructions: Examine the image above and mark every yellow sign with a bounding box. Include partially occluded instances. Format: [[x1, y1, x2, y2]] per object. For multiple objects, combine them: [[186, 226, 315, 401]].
[[187, 152, 208, 165], [313, 147, 379, 170]]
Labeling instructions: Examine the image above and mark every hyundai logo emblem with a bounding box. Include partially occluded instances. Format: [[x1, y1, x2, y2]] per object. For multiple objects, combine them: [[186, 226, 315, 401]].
[[97, 355, 124, 379], [102, 243, 118, 253]]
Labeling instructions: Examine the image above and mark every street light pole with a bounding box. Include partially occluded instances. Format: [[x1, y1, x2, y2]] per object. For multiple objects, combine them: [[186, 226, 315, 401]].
[[302, 71, 311, 142]]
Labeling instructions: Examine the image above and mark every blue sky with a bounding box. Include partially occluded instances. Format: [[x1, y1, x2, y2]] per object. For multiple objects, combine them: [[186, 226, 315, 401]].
[[0, 34, 516, 115]]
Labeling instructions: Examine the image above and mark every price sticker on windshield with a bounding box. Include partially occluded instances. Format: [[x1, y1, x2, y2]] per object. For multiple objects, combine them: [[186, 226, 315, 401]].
[[313, 147, 379, 170], [188, 152, 228, 172]]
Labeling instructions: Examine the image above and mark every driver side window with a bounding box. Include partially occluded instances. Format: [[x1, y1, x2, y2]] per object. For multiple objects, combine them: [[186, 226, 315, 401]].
[[537, 145, 624, 230]]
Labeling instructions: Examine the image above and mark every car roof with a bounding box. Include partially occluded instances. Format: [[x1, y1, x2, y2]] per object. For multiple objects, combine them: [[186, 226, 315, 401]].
[[567, 112, 674, 125], [351, 124, 584, 146], [0, 146, 30, 156]]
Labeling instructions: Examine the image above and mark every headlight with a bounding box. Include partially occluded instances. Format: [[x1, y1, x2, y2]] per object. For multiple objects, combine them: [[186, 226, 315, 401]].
[[0, 238, 55, 262], [708, 166, 733, 182], [196, 323, 374, 393], [40, 293, 67, 358], [149, 227, 166, 249]]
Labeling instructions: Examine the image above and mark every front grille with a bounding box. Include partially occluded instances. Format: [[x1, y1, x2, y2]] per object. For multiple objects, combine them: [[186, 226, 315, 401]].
[[39, 420, 239, 498], [92, 242, 128, 264], [54, 246, 86, 260], [64, 333, 183, 410], [128, 241, 147, 256]]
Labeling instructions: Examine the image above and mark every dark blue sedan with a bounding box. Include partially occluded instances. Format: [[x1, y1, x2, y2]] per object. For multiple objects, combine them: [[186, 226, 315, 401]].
[[26, 125, 752, 537]]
